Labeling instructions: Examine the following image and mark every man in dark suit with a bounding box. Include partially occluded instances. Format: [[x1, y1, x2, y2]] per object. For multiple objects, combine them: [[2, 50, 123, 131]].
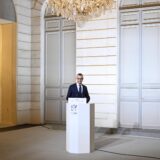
[[66, 73, 90, 103]]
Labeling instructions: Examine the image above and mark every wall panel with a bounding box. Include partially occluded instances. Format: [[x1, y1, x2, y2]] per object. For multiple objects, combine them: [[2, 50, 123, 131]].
[[76, 7, 118, 127]]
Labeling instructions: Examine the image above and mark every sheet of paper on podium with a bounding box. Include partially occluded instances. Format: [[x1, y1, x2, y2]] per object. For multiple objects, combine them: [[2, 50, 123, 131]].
[[68, 98, 86, 103]]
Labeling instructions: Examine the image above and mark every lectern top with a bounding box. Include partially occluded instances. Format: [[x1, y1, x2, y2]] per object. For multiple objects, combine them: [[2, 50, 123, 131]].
[[68, 98, 86, 103]]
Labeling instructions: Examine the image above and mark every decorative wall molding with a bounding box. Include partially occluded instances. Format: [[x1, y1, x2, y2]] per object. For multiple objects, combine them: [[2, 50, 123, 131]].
[[120, 0, 160, 10]]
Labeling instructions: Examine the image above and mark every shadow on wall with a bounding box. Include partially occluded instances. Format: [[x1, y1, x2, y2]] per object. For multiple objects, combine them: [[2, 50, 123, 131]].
[[0, 0, 16, 22]]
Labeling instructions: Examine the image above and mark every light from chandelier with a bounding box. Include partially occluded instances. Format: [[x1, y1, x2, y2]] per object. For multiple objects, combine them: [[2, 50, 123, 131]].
[[34, 0, 115, 22]]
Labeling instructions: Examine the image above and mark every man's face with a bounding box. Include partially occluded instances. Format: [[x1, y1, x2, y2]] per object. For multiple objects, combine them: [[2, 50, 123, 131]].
[[76, 75, 83, 84]]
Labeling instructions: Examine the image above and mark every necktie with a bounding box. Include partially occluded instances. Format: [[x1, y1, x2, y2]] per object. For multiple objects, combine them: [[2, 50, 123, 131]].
[[79, 85, 82, 97], [79, 85, 81, 93]]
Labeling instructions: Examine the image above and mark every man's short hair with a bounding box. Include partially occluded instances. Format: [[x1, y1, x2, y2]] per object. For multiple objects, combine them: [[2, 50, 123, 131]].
[[77, 73, 83, 77]]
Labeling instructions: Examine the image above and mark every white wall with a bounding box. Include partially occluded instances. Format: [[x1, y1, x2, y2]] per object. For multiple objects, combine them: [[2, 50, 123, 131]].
[[13, 0, 119, 126], [13, 0, 32, 124], [12, 0, 44, 124], [76, 7, 118, 127], [30, 1, 41, 124]]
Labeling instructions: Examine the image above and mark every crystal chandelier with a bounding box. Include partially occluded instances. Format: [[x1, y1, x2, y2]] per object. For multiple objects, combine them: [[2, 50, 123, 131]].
[[42, 0, 115, 22]]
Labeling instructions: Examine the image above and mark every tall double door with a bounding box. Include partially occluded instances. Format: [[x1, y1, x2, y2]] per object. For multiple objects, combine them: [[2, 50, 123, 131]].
[[0, 23, 16, 126], [45, 17, 76, 123], [120, 6, 160, 129]]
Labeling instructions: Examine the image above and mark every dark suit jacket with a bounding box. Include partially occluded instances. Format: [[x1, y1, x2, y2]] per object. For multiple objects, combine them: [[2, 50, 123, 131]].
[[66, 83, 90, 103]]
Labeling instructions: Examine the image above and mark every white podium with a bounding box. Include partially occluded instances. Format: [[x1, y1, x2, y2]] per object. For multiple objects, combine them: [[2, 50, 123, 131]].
[[66, 98, 95, 154]]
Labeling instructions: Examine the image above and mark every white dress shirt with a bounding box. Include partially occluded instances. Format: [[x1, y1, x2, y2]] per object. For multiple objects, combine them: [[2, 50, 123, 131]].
[[76, 83, 83, 93]]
